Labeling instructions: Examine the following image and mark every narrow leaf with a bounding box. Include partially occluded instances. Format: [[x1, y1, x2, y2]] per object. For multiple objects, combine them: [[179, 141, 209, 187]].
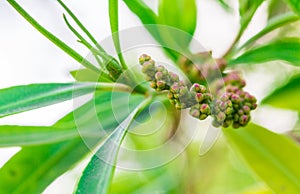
[[261, 75, 300, 112], [239, 12, 299, 50], [229, 38, 300, 66], [75, 98, 152, 194], [0, 125, 77, 147], [57, 0, 106, 53], [158, 0, 197, 36], [0, 92, 144, 194], [122, 0, 178, 61], [0, 83, 95, 118], [109, 0, 127, 70], [0, 82, 128, 118], [70, 69, 111, 82], [223, 123, 300, 194], [239, 0, 264, 32], [7, 0, 100, 73], [0, 138, 98, 194], [157, 0, 197, 50]]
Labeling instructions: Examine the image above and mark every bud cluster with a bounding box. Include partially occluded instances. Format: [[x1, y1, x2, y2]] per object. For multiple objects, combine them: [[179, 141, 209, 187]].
[[189, 83, 213, 120], [211, 72, 257, 128], [139, 54, 257, 129]]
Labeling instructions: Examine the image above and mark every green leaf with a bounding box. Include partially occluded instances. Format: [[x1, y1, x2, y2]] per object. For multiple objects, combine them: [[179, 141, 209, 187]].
[[70, 69, 112, 82], [0, 83, 94, 118], [109, 0, 127, 70], [75, 98, 152, 194], [0, 92, 145, 194], [122, 0, 178, 61], [216, 0, 232, 11], [0, 138, 98, 194], [7, 0, 101, 74], [284, 0, 300, 16], [223, 123, 300, 194], [158, 0, 197, 36], [229, 38, 300, 66], [0, 82, 129, 118], [0, 125, 78, 147], [239, 0, 264, 31], [238, 12, 299, 50], [261, 75, 300, 112], [157, 0, 197, 49], [56, 0, 106, 53]]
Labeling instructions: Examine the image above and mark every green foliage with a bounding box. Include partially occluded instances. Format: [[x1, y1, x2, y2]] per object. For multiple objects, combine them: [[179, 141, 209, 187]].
[[0, 138, 97, 194], [224, 123, 300, 194], [262, 75, 300, 112], [76, 98, 151, 194], [3, 0, 300, 193], [158, 0, 197, 48], [238, 12, 299, 50], [239, 0, 264, 32], [123, 0, 197, 61], [0, 83, 96, 118], [229, 38, 300, 66]]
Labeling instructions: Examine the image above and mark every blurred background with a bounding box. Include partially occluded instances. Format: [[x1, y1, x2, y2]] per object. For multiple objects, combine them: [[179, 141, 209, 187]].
[[0, 0, 298, 193]]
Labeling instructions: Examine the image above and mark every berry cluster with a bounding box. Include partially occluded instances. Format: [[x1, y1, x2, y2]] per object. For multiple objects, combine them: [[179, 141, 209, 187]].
[[139, 54, 257, 129]]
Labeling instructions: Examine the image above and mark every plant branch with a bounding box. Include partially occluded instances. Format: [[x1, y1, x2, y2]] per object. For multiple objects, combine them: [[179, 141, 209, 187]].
[[57, 0, 106, 53]]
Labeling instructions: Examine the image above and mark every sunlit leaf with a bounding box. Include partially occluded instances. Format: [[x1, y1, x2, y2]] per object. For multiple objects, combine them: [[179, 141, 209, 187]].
[[239, 0, 264, 32], [122, 0, 180, 61], [158, 0, 197, 35], [0, 125, 78, 147], [0, 92, 144, 194], [0, 83, 95, 118], [75, 98, 151, 194], [261, 75, 300, 112], [229, 38, 300, 66], [70, 69, 112, 82], [238, 12, 299, 50], [0, 82, 128, 118], [223, 123, 300, 194], [109, 0, 127, 69], [157, 0, 197, 49]]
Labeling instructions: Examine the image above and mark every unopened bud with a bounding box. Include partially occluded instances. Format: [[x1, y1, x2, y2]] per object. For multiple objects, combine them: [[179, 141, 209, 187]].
[[139, 54, 151, 65], [200, 104, 211, 114], [190, 108, 200, 118], [169, 72, 179, 83], [239, 115, 249, 125], [156, 80, 166, 90], [195, 93, 204, 103], [155, 72, 164, 80]]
